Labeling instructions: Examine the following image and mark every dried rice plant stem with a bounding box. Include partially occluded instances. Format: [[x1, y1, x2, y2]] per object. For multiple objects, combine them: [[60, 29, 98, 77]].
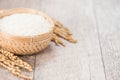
[[0, 61, 32, 80], [52, 34, 65, 46], [0, 49, 33, 80], [52, 20, 77, 46], [1, 61, 32, 80], [0, 49, 32, 72], [54, 20, 72, 35]]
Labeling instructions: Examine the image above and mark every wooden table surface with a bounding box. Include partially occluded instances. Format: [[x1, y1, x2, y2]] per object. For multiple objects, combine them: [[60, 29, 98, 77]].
[[0, 0, 120, 80]]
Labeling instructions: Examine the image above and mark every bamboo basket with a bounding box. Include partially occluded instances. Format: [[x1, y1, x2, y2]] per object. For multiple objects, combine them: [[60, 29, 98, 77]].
[[0, 8, 54, 55]]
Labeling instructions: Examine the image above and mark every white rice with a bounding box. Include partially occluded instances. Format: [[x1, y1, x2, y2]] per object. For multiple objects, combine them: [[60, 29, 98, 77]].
[[0, 13, 52, 36]]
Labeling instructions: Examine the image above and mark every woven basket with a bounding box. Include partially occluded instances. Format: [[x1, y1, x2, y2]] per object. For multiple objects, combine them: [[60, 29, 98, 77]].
[[0, 8, 54, 55]]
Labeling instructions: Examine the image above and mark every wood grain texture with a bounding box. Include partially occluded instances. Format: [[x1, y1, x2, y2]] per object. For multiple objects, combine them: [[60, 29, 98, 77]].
[[1, 0, 119, 80], [93, 0, 120, 80], [34, 0, 106, 80], [0, 0, 41, 9]]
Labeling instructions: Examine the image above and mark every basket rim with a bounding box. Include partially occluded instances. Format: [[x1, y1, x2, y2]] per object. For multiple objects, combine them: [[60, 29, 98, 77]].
[[0, 8, 54, 41]]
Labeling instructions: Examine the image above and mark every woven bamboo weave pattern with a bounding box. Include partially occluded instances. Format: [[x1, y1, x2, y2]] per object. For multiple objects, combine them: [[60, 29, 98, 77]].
[[0, 8, 54, 55]]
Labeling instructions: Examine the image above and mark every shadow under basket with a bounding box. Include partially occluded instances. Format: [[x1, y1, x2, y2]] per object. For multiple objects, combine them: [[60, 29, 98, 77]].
[[0, 8, 54, 55]]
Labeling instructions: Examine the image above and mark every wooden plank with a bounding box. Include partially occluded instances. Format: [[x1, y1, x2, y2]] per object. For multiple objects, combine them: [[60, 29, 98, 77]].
[[0, 0, 41, 9], [93, 0, 120, 80], [0, 0, 41, 80], [34, 0, 106, 80]]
